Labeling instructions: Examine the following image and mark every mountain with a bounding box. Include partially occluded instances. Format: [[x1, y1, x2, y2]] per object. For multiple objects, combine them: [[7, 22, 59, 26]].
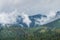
[[16, 11, 60, 27], [16, 14, 47, 27], [44, 19, 60, 28], [0, 11, 60, 40], [0, 11, 60, 28], [29, 14, 47, 27]]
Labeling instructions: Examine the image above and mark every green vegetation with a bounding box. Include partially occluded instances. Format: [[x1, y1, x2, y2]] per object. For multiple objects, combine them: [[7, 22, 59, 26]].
[[0, 19, 60, 40], [0, 26, 60, 40]]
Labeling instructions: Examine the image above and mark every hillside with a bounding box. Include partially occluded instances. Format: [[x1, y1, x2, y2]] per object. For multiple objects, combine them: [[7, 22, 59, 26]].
[[0, 19, 60, 40]]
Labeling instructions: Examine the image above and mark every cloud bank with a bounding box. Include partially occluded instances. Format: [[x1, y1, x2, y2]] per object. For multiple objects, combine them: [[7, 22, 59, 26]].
[[0, 0, 59, 26]]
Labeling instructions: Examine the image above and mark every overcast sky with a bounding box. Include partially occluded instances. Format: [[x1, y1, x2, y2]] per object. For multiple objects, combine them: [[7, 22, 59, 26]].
[[0, 0, 60, 15]]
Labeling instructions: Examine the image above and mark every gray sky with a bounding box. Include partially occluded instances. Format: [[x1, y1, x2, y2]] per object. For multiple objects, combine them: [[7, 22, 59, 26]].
[[0, 0, 60, 15]]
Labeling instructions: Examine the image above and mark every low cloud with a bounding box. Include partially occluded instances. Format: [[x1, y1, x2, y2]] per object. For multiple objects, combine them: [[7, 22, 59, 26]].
[[0, 0, 59, 26]]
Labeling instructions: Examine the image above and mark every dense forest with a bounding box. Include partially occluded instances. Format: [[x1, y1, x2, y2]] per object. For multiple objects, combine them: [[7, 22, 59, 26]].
[[0, 27, 60, 40], [0, 19, 60, 40]]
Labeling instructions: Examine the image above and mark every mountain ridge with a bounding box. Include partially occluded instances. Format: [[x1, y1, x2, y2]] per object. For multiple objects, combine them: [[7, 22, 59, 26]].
[[0, 11, 60, 27]]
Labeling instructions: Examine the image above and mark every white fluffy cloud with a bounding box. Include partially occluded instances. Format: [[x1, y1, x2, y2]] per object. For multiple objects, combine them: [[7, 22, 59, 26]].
[[0, 10, 18, 25], [20, 12, 31, 27]]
